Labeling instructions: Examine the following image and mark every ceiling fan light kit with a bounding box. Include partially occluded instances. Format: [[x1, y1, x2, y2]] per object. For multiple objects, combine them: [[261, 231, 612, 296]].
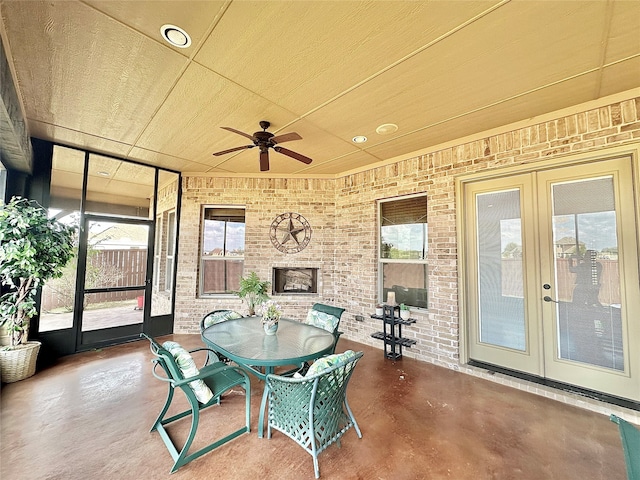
[[213, 121, 312, 172]]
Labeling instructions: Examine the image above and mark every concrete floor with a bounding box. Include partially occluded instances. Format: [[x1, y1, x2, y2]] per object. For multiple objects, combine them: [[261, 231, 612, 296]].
[[0, 336, 628, 480]]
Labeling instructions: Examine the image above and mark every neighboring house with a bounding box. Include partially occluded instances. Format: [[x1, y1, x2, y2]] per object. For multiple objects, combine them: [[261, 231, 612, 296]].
[[89, 223, 148, 250], [555, 237, 585, 258]]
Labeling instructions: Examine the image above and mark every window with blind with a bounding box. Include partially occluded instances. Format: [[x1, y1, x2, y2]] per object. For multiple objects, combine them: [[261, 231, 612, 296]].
[[379, 195, 428, 309], [200, 206, 245, 295]]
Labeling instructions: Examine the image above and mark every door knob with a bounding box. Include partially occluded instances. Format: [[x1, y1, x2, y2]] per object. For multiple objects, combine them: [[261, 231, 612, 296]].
[[543, 295, 558, 303]]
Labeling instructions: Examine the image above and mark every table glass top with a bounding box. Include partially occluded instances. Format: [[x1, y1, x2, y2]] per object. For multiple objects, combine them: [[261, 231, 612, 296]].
[[201, 317, 335, 366]]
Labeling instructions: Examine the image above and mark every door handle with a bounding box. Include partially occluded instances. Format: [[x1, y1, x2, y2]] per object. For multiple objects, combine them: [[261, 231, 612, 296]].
[[543, 295, 558, 303]]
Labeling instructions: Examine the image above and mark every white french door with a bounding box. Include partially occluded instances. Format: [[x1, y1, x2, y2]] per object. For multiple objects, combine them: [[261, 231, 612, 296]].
[[463, 155, 640, 401]]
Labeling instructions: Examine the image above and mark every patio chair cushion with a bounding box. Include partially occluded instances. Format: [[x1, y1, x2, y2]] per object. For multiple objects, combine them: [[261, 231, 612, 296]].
[[305, 309, 339, 333], [306, 350, 356, 377], [202, 309, 243, 329], [163, 341, 214, 404]]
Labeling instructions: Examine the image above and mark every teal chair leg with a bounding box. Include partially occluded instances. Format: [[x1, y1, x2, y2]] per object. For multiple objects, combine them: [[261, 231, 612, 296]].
[[610, 414, 640, 480], [151, 384, 174, 433], [156, 383, 250, 473], [143, 335, 252, 473]]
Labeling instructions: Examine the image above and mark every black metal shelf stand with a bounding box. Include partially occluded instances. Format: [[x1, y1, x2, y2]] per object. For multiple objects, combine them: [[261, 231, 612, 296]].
[[370, 304, 416, 360]]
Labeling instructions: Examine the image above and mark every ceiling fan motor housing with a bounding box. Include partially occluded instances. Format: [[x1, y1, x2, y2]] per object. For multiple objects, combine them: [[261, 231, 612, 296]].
[[253, 130, 274, 147]]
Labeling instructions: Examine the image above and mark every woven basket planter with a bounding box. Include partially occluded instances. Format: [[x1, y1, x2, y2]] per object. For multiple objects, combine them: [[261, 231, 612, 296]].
[[0, 341, 41, 383]]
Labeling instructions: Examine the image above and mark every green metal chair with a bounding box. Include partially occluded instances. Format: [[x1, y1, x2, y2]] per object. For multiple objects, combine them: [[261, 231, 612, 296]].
[[610, 414, 640, 480], [200, 309, 243, 364], [305, 303, 346, 354], [200, 309, 244, 330], [281, 303, 346, 376], [265, 350, 363, 478], [142, 334, 251, 473]]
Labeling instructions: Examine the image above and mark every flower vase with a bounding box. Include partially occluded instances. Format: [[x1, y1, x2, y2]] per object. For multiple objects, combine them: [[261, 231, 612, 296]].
[[263, 318, 279, 335]]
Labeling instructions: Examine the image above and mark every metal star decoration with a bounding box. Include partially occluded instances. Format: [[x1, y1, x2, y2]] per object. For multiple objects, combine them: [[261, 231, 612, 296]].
[[269, 212, 312, 254], [278, 217, 305, 246]]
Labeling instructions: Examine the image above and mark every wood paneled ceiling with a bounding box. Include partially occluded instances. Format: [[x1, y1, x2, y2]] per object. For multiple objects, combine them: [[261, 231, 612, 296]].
[[1, 0, 639, 177]]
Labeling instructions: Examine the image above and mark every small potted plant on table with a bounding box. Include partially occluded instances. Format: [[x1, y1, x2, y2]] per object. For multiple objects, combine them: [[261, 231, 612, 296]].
[[399, 303, 411, 320], [257, 299, 282, 335], [0, 197, 75, 382]]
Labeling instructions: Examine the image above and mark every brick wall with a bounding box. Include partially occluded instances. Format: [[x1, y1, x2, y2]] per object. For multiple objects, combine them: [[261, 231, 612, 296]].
[[333, 96, 640, 371], [176, 96, 640, 372], [175, 177, 337, 333]]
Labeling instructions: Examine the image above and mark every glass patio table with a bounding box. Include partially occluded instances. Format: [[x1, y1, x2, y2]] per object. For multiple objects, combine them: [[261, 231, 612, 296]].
[[201, 317, 335, 437]]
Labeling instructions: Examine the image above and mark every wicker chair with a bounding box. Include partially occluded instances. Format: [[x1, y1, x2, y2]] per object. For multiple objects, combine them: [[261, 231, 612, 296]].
[[610, 414, 640, 480], [142, 334, 251, 473], [265, 351, 363, 478], [200, 309, 243, 364]]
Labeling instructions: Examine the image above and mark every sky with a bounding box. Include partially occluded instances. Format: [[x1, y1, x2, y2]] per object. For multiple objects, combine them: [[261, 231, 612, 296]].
[[203, 219, 245, 254], [499, 212, 618, 255]]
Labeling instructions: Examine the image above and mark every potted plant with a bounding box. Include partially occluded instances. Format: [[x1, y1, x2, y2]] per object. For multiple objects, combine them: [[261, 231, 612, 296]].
[[256, 299, 282, 335], [375, 304, 384, 316], [0, 197, 75, 382], [235, 271, 270, 316], [399, 303, 411, 320]]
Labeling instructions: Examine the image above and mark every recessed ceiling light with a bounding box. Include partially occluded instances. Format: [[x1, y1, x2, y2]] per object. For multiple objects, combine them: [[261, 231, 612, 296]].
[[352, 135, 367, 144], [376, 123, 398, 135], [160, 24, 192, 48], [97, 171, 110, 177]]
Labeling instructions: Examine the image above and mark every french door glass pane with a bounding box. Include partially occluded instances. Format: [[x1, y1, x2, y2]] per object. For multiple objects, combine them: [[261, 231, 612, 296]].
[[476, 189, 526, 351], [551, 177, 623, 371]]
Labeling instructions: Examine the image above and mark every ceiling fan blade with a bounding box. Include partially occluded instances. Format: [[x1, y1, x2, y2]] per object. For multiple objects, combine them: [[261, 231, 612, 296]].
[[221, 126, 255, 141], [273, 146, 312, 165], [260, 150, 270, 171], [270, 132, 302, 144], [212, 145, 254, 156]]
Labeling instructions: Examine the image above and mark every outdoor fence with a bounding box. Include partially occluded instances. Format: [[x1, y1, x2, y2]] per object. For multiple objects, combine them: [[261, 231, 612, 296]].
[[42, 248, 147, 312], [501, 258, 620, 305]]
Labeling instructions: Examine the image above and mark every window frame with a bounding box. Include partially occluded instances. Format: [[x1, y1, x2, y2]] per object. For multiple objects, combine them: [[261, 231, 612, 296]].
[[378, 193, 429, 310], [199, 205, 246, 296], [153, 213, 162, 290], [165, 210, 176, 292]]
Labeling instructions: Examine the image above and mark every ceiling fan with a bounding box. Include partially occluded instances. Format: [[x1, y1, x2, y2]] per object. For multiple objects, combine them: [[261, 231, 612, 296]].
[[212, 120, 312, 172]]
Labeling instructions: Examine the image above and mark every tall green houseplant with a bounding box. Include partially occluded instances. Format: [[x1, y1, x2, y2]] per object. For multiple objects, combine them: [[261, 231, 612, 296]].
[[235, 271, 270, 316], [0, 197, 75, 347]]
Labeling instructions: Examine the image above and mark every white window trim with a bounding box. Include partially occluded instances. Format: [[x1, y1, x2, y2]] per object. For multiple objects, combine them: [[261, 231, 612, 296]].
[[378, 193, 429, 310]]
